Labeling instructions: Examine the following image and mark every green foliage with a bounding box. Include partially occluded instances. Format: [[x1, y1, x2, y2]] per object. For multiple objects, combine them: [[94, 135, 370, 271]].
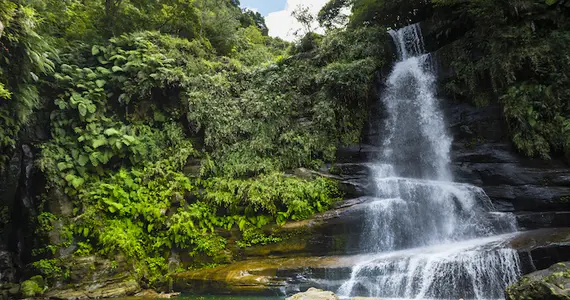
[[21, 276, 46, 298], [318, 0, 350, 29], [236, 228, 281, 248], [32, 259, 68, 281], [202, 173, 341, 223], [2, 0, 379, 289], [349, 0, 429, 28], [435, 0, 570, 159], [0, 1, 55, 165]]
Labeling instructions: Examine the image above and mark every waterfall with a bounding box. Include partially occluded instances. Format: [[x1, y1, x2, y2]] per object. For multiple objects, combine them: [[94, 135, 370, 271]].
[[337, 24, 521, 299]]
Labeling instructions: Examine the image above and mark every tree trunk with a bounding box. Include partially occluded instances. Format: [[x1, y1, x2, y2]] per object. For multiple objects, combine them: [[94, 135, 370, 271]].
[[0, 20, 4, 39]]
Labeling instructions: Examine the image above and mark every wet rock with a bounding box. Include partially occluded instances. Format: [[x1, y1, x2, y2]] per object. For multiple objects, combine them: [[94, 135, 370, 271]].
[[0, 250, 17, 284], [7, 284, 20, 296], [46, 279, 140, 300], [506, 261, 570, 300], [286, 288, 339, 300], [335, 145, 382, 163], [48, 188, 73, 217], [173, 256, 356, 295], [242, 197, 371, 258], [517, 211, 570, 230], [45, 256, 140, 300], [510, 228, 570, 272]]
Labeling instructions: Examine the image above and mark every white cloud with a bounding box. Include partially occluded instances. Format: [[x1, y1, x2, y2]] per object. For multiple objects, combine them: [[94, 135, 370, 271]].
[[265, 0, 329, 42]]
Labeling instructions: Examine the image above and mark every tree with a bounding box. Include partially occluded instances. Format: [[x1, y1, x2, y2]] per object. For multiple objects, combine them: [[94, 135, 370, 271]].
[[318, 0, 350, 29], [292, 4, 316, 37]]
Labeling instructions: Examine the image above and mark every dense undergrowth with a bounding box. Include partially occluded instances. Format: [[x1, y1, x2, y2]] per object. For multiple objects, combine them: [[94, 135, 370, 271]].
[[433, 0, 570, 159], [0, 0, 384, 289]]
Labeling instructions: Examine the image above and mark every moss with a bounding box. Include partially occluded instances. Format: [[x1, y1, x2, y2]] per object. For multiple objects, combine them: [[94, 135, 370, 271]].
[[20, 275, 46, 298]]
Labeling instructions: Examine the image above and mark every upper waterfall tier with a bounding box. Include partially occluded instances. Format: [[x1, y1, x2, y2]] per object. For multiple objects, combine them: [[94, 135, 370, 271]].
[[389, 23, 426, 60], [381, 24, 451, 180]]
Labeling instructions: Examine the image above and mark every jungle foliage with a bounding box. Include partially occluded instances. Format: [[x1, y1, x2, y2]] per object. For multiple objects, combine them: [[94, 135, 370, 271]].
[[0, 0, 384, 288], [433, 0, 570, 159]]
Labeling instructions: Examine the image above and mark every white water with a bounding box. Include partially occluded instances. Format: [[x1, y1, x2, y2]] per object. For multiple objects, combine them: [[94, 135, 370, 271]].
[[337, 24, 521, 299]]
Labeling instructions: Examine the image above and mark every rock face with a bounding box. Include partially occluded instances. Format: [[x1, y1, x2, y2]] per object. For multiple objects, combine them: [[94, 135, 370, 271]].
[[45, 256, 141, 300], [286, 288, 339, 300], [448, 102, 570, 214], [506, 261, 570, 300]]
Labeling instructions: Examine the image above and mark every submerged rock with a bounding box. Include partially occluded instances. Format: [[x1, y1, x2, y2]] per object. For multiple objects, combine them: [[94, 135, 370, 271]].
[[506, 261, 570, 300], [286, 288, 339, 300]]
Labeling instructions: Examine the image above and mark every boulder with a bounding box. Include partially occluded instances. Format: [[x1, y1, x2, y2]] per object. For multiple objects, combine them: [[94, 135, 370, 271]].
[[506, 261, 570, 300], [286, 288, 339, 300]]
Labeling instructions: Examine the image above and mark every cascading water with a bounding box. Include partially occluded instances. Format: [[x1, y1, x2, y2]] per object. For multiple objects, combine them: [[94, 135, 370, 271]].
[[336, 24, 521, 299]]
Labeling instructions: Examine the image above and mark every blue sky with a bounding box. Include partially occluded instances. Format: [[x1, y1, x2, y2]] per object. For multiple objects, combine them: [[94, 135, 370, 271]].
[[239, 0, 287, 16]]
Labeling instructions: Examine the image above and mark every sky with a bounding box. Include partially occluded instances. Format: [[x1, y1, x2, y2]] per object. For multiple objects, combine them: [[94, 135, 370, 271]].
[[240, 0, 330, 42]]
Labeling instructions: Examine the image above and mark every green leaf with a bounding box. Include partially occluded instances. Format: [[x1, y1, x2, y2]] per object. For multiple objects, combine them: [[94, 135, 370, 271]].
[[95, 79, 106, 88], [92, 139, 107, 149], [83, 227, 89, 237], [71, 177, 85, 189], [91, 45, 100, 56], [96, 67, 111, 75], [104, 128, 121, 136], [112, 66, 123, 72], [78, 103, 87, 117], [103, 200, 123, 213], [238, 219, 247, 231], [97, 56, 109, 64], [78, 155, 89, 167], [87, 104, 97, 114], [57, 162, 69, 171], [546, 0, 558, 5]]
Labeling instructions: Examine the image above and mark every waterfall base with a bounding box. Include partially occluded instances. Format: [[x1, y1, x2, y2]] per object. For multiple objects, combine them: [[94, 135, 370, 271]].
[[172, 228, 570, 297]]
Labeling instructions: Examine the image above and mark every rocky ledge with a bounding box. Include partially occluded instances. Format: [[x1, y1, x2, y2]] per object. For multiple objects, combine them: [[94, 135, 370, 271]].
[[44, 256, 141, 300], [173, 228, 570, 296]]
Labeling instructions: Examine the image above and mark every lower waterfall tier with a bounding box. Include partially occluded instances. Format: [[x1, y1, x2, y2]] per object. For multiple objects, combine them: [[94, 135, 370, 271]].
[[338, 235, 521, 299]]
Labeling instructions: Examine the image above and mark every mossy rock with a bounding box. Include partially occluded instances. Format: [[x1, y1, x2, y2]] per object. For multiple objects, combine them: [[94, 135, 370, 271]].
[[506, 261, 570, 299], [21, 275, 46, 298]]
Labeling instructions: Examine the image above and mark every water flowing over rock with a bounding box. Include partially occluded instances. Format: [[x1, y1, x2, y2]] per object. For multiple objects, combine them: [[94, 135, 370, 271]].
[[336, 23, 521, 299]]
